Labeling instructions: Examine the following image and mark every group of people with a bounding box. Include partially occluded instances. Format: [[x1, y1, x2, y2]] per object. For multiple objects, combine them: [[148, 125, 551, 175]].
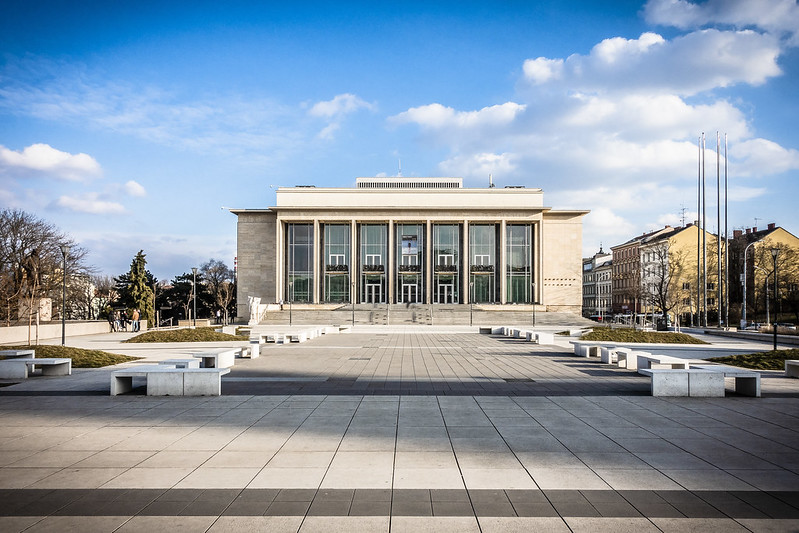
[[109, 308, 141, 332]]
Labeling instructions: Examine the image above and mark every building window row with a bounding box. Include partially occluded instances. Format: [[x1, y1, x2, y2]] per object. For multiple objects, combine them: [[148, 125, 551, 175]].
[[285, 222, 534, 304]]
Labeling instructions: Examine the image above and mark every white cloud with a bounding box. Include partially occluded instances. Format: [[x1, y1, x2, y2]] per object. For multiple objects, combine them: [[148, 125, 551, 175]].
[[123, 180, 147, 197], [644, 0, 799, 45], [522, 57, 563, 84], [0, 143, 101, 181], [437, 152, 516, 181], [307, 93, 374, 140], [521, 30, 781, 96], [391, 102, 525, 131], [309, 93, 373, 118], [732, 138, 799, 177], [55, 193, 126, 214]]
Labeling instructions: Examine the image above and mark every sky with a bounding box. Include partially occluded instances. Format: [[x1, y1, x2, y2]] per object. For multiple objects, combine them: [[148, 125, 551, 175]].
[[1, 0, 798, 281]]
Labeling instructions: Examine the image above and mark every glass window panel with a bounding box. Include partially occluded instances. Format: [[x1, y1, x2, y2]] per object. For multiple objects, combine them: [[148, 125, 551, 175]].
[[469, 224, 498, 303], [433, 224, 461, 303], [506, 224, 532, 303], [323, 224, 350, 303], [396, 224, 425, 303], [286, 223, 314, 303], [360, 224, 387, 303]]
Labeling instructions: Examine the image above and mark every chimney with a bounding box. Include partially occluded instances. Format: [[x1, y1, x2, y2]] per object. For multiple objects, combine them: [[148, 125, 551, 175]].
[[768, 223, 776, 230], [745, 228, 751, 234], [733, 230, 742, 238], [753, 227, 758, 233]]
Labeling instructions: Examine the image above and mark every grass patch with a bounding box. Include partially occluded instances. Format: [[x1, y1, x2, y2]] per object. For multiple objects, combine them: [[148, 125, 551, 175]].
[[581, 327, 708, 344], [0, 345, 140, 368], [125, 327, 244, 343], [708, 349, 798, 370]]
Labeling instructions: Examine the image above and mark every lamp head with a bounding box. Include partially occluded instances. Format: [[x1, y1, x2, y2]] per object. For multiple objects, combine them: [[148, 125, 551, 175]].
[[192, 267, 198, 275], [60, 244, 70, 255], [771, 248, 779, 259]]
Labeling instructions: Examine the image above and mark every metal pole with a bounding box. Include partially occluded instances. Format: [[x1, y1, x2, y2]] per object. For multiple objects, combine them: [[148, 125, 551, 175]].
[[724, 133, 729, 329], [532, 281, 536, 327], [192, 267, 198, 327], [696, 136, 701, 329], [470, 281, 475, 325], [351, 280, 355, 326], [716, 132, 722, 327], [60, 245, 69, 345], [773, 249, 779, 350], [702, 133, 707, 327], [289, 281, 293, 326]]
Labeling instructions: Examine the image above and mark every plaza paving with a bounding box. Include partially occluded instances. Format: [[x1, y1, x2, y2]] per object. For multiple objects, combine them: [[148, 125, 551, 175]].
[[1, 327, 798, 532]]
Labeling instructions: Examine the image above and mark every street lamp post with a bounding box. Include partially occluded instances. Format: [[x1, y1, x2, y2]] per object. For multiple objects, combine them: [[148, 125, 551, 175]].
[[754, 265, 770, 326], [351, 280, 356, 326], [60, 244, 69, 345], [191, 267, 198, 327], [288, 281, 293, 326], [531, 281, 537, 327], [469, 281, 474, 327], [741, 240, 762, 328], [772, 248, 779, 351]]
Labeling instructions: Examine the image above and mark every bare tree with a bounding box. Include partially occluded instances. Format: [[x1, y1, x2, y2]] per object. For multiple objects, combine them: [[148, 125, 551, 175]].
[[200, 259, 235, 324], [0, 209, 93, 327]]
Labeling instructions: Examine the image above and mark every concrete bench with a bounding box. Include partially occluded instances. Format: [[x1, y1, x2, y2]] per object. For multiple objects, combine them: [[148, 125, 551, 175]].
[[0, 349, 35, 359], [616, 348, 646, 370], [289, 331, 308, 343], [786, 360, 799, 378], [193, 349, 237, 369], [691, 364, 761, 397], [570, 341, 601, 358], [111, 365, 230, 396], [0, 358, 72, 379], [637, 353, 693, 373], [639, 368, 724, 397], [159, 359, 200, 368], [524, 331, 555, 345]]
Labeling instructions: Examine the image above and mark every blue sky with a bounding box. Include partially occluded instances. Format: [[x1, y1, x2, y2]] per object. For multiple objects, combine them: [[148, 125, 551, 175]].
[[2, 0, 798, 281]]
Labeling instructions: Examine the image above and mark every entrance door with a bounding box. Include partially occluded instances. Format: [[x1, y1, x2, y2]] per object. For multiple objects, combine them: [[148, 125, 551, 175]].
[[366, 283, 382, 304], [402, 283, 418, 303], [437, 283, 453, 304]]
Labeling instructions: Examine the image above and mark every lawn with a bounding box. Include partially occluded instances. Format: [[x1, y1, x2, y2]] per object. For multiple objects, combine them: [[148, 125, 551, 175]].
[[581, 327, 708, 344], [0, 345, 141, 368], [125, 327, 245, 343], [707, 349, 798, 371]]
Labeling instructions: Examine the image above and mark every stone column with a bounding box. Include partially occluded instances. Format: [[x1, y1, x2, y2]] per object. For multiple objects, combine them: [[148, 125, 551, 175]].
[[388, 220, 394, 304], [351, 220, 358, 303], [313, 219, 320, 304], [500, 220, 507, 304], [426, 220, 432, 304], [462, 221, 469, 304]]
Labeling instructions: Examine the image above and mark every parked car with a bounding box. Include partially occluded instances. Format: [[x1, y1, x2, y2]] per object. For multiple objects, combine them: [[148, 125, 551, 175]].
[[776, 323, 797, 330]]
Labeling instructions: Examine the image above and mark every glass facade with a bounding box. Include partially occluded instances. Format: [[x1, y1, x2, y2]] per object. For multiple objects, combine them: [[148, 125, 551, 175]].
[[469, 224, 498, 303], [433, 224, 461, 303], [506, 224, 533, 303], [286, 223, 313, 302], [360, 224, 387, 303], [323, 224, 350, 302], [395, 223, 425, 303]]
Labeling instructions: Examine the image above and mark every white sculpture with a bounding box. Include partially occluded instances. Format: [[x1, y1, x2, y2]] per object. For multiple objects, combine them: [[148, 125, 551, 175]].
[[247, 296, 261, 325]]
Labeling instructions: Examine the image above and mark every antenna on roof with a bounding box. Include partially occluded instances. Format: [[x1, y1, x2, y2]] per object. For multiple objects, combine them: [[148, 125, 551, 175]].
[[397, 159, 402, 177], [679, 204, 687, 226], [754, 217, 762, 229], [489, 174, 495, 188]]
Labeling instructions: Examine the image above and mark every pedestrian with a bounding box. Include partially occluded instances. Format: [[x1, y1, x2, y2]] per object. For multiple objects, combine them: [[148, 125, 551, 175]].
[[121, 310, 128, 331], [113, 310, 121, 332], [107, 311, 115, 332], [131, 308, 140, 332], [216, 309, 221, 324]]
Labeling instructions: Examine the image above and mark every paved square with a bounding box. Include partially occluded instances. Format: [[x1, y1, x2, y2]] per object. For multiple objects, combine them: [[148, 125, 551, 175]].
[[1, 328, 798, 531]]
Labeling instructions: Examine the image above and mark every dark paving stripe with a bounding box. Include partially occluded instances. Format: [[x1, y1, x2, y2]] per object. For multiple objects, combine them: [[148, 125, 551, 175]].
[[1, 488, 798, 518]]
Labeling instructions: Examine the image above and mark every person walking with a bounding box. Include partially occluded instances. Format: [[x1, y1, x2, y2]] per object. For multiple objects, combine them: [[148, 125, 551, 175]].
[[131, 308, 140, 332], [113, 310, 121, 332], [120, 310, 128, 331]]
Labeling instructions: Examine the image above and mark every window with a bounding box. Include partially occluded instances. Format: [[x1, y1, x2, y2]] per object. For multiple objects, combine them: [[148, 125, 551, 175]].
[[323, 224, 350, 303], [286, 223, 313, 303], [707, 282, 715, 290], [682, 282, 691, 290]]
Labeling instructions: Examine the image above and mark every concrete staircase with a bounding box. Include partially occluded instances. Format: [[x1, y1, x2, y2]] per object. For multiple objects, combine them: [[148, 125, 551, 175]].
[[257, 304, 594, 327]]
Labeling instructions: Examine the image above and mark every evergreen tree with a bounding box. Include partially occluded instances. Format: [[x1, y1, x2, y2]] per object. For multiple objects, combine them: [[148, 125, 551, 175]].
[[126, 250, 154, 324]]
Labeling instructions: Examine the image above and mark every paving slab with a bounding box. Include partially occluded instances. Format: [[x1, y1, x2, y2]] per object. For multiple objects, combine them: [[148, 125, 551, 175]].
[[1, 327, 798, 530]]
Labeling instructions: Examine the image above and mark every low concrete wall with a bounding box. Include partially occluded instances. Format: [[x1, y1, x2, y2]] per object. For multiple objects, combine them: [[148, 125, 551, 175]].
[[695, 328, 799, 347], [0, 320, 148, 345]]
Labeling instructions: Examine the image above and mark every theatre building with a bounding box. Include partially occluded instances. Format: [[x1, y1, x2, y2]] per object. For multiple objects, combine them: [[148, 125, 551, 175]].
[[233, 177, 587, 323]]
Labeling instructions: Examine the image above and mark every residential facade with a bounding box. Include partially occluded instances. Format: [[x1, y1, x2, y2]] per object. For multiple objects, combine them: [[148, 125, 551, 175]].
[[582, 249, 612, 320]]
